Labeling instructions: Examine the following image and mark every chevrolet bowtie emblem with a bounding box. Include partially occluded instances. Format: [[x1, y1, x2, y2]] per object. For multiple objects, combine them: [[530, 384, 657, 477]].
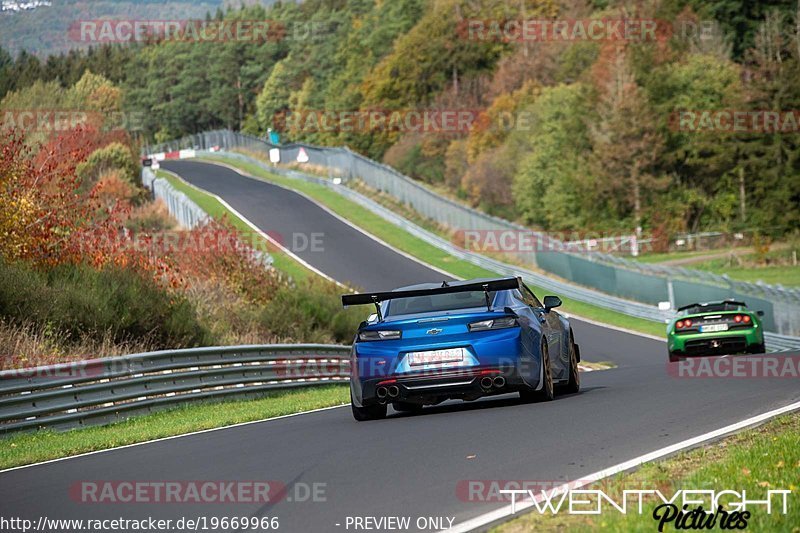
[[426, 328, 443, 335]]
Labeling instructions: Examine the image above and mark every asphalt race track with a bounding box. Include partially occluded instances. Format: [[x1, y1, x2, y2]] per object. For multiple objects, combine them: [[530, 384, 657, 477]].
[[163, 160, 444, 291], [2, 160, 798, 532]]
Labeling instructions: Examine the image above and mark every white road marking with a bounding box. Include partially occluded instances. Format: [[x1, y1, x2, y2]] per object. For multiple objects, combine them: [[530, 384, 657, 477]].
[[443, 399, 800, 533], [159, 168, 342, 286], [196, 158, 456, 280]]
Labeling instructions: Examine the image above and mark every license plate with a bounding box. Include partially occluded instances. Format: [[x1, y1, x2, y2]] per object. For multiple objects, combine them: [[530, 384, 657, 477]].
[[701, 324, 728, 333], [407, 348, 464, 366]]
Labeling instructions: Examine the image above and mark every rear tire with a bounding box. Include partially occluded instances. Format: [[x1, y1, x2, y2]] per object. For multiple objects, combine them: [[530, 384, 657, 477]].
[[351, 391, 387, 421], [521, 344, 554, 402], [749, 343, 766, 354], [557, 338, 580, 395]]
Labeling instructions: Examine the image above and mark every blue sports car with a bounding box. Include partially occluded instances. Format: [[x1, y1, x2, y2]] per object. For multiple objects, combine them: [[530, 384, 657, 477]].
[[341, 277, 580, 421]]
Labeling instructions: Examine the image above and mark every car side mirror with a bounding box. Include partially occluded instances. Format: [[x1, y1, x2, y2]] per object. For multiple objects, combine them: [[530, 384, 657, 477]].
[[757, 310, 765, 317], [543, 295, 562, 312]]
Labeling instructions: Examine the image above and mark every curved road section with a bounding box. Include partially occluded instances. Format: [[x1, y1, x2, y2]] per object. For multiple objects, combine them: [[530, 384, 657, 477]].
[[163, 160, 444, 291], [2, 160, 798, 533]]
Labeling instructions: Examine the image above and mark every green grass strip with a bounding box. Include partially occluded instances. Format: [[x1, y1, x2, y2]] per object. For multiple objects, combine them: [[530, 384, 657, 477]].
[[494, 411, 800, 532], [692, 261, 800, 286], [0, 385, 348, 469]]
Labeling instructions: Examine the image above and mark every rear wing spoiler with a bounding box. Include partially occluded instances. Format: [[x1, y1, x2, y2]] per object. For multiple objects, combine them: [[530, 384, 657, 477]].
[[342, 278, 520, 320], [677, 300, 747, 312]]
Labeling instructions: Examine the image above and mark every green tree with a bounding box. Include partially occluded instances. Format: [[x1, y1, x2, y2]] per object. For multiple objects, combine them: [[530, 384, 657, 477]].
[[588, 46, 666, 234], [512, 84, 593, 230], [686, 0, 796, 59], [736, 10, 800, 231], [646, 54, 744, 231], [0, 47, 13, 100], [255, 60, 294, 135]]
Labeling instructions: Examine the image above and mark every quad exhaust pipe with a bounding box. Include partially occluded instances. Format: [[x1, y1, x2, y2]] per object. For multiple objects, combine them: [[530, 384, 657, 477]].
[[376, 384, 400, 403], [379, 375, 505, 400], [480, 375, 506, 391]]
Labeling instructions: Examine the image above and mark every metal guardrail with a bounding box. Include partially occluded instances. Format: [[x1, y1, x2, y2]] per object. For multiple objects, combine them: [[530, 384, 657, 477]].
[[141, 167, 209, 229], [0, 345, 351, 433], [141, 167, 273, 267], [193, 150, 800, 352]]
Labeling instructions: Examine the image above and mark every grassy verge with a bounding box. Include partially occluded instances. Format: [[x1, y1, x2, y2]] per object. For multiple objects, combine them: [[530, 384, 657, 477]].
[[156, 170, 314, 282], [692, 258, 800, 286], [495, 411, 800, 533], [634, 249, 738, 264], [199, 155, 666, 338], [0, 385, 348, 469], [635, 246, 800, 286]]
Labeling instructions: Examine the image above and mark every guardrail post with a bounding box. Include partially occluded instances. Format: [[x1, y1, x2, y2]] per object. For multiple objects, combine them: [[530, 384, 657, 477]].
[[667, 278, 675, 310]]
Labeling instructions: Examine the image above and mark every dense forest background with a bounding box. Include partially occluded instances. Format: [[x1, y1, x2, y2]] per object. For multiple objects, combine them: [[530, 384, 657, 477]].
[[2, 0, 800, 237]]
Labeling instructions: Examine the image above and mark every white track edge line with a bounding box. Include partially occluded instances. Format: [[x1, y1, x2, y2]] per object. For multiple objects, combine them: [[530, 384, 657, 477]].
[[159, 168, 343, 287], [0, 404, 348, 474], [443, 398, 800, 533], [562, 312, 666, 343], [198, 158, 459, 281]]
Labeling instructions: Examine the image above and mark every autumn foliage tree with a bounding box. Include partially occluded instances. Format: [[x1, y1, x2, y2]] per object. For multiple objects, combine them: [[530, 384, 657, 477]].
[[588, 44, 667, 234]]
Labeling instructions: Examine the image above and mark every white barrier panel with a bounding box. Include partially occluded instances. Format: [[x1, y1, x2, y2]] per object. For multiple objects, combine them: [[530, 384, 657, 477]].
[[179, 149, 196, 159]]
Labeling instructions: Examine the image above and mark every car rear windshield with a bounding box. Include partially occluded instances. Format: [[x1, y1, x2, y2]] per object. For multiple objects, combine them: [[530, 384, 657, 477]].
[[681, 303, 743, 315], [385, 291, 495, 317]]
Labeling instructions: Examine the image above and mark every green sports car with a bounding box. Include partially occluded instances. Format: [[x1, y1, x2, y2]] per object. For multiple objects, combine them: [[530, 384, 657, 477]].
[[667, 300, 766, 362]]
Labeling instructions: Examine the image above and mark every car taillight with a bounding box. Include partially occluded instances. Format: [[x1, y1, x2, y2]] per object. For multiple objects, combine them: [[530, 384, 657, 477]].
[[468, 316, 518, 332], [675, 319, 692, 330], [358, 330, 402, 341], [734, 315, 742, 323], [743, 315, 751, 323]]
